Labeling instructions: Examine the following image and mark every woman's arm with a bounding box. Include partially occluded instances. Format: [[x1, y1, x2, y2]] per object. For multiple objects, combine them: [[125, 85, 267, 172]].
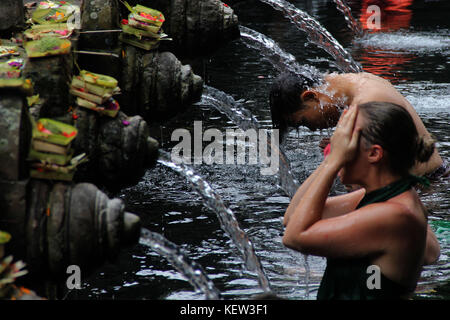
[[284, 106, 364, 227], [283, 105, 363, 250], [282, 105, 428, 261], [283, 156, 341, 247], [283, 160, 327, 226], [284, 161, 365, 226], [283, 201, 409, 258], [321, 188, 366, 219]]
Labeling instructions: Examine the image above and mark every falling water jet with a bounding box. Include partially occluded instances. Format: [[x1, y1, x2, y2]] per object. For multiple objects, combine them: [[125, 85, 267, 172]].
[[200, 85, 300, 198], [303, 254, 311, 299], [239, 25, 298, 72], [239, 26, 320, 81], [198, 86, 314, 298], [238, 25, 323, 99], [258, 0, 362, 73], [332, 0, 364, 37], [200, 86, 259, 131], [140, 228, 222, 300], [157, 151, 272, 293]]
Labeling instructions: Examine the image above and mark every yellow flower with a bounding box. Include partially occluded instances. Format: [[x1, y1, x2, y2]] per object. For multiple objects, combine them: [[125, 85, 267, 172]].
[[60, 41, 71, 49], [0, 231, 11, 244], [55, 11, 65, 20]]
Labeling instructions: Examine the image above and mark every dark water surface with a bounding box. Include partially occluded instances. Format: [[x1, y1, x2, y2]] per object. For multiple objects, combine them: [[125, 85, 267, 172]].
[[69, 0, 449, 300]]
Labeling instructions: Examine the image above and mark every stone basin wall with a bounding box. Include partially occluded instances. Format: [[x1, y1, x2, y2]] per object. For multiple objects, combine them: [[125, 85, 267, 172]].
[[0, 0, 25, 37], [0, 0, 241, 298]]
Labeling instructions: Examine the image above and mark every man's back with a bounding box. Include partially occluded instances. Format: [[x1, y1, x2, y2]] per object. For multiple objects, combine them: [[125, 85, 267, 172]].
[[328, 72, 443, 176]]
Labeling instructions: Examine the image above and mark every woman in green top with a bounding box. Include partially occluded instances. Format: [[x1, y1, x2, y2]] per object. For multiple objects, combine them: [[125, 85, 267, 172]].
[[282, 101, 441, 300]]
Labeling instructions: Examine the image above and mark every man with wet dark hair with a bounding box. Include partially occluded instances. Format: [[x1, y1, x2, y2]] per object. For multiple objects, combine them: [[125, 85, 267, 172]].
[[269, 71, 447, 178], [270, 71, 327, 135]]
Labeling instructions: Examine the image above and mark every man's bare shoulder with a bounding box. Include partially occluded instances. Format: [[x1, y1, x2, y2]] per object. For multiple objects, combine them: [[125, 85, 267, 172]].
[[352, 72, 392, 85], [349, 73, 405, 105]]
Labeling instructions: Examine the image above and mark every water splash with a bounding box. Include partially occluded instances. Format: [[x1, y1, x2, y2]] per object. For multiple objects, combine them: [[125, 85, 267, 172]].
[[201, 85, 259, 131], [200, 85, 300, 198], [358, 31, 450, 53], [140, 228, 222, 300], [157, 151, 272, 293], [332, 0, 364, 37], [303, 254, 311, 299], [258, 0, 362, 73], [239, 26, 321, 81]]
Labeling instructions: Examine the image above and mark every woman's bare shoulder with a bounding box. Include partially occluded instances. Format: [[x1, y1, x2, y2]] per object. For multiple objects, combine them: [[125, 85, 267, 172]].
[[363, 193, 426, 233]]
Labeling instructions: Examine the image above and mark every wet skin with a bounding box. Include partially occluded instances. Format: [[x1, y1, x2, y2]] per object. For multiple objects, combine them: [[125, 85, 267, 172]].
[[283, 106, 440, 291], [285, 72, 443, 176]]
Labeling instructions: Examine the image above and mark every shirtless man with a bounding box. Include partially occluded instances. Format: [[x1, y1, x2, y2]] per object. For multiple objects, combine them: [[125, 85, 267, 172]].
[[269, 72, 447, 178]]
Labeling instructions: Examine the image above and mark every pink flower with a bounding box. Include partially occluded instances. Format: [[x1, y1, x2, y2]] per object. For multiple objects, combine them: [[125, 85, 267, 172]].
[[323, 143, 331, 158]]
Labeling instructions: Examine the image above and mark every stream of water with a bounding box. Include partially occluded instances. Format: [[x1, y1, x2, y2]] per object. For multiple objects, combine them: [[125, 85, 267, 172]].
[[331, 0, 364, 37], [139, 227, 222, 300], [258, 0, 362, 72], [157, 151, 272, 293]]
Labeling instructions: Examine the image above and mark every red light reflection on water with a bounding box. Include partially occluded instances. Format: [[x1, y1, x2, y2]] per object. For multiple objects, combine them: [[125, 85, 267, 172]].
[[353, 0, 415, 82], [356, 49, 415, 83]]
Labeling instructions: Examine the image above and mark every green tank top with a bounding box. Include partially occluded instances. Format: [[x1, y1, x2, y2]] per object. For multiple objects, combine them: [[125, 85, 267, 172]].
[[317, 175, 429, 300]]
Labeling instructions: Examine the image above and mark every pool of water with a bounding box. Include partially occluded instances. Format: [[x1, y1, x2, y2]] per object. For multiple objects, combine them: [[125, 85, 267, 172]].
[[69, 0, 450, 300]]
